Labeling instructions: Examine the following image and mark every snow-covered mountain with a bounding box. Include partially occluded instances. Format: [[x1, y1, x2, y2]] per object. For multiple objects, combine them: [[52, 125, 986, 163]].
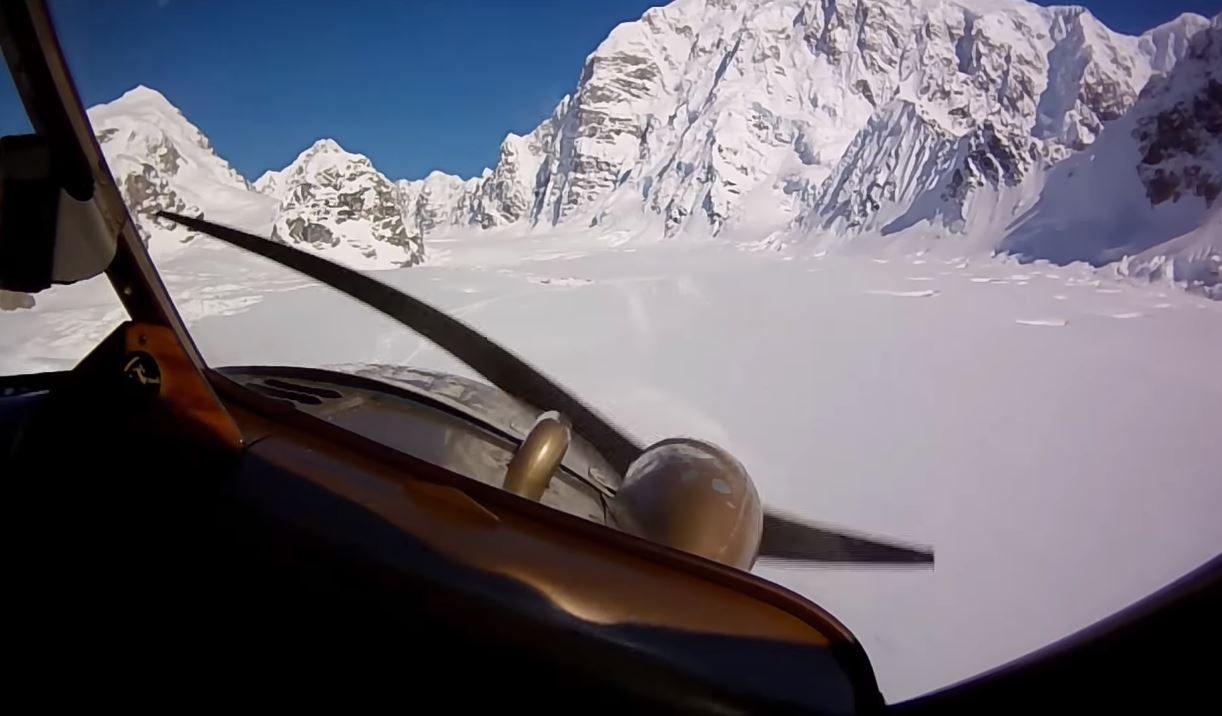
[[392, 0, 1209, 242], [1002, 13, 1222, 296], [89, 86, 271, 255], [256, 139, 424, 268], [396, 171, 483, 237], [85, 0, 1219, 293], [89, 87, 421, 268], [783, 7, 1214, 247]]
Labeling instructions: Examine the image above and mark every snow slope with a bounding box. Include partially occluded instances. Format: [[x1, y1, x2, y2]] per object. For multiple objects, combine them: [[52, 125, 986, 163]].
[[1002, 15, 1222, 297], [3, 230, 1219, 703]]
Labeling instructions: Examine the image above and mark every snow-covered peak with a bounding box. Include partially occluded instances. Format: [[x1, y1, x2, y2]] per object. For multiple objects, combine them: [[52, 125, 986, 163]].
[[308, 137, 344, 154], [383, 0, 1204, 242], [1139, 13, 1213, 73], [89, 83, 423, 269], [754, 3, 1219, 264], [102, 84, 177, 111], [84, 0, 1222, 290], [396, 170, 484, 236], [423, 169, 461, 184], [278, 137, 377, 180], [1001, 13, 1222, 295], [90, 83, 249, 192], [88, 84, 267, 255], [267, 136, 424, 268], [253, 139, 360, 199], [920, 0, 1029, 9], [253, 168, 281, 197]]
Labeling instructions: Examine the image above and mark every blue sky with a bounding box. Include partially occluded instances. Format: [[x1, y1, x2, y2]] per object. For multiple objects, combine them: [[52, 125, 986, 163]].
[[2, 0, 1216, 181]]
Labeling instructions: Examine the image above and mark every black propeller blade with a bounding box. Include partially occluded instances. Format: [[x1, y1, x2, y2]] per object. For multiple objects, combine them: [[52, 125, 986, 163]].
[[759, 512, 934, 565], [160, 212, 934, 567]]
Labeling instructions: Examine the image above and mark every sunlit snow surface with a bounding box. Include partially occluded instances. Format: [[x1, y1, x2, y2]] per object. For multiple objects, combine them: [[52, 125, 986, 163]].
[[3, 231, 1220, 702]]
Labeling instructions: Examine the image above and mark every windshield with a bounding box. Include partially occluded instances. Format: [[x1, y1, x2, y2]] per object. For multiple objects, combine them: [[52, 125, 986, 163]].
[[3, 0, 1221, 704]]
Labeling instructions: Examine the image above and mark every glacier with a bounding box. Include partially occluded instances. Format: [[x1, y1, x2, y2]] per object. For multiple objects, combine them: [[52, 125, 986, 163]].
[[4, 227, 1221, 703]]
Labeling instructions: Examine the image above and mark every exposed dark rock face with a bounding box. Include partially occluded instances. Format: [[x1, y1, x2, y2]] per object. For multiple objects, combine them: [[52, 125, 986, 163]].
[[88, 85, 250, 249], [1133, 21, 1222, 207], [265, 139, 424, 267], [945, 123, 1038, 202], [381, 1, 1202, 240]]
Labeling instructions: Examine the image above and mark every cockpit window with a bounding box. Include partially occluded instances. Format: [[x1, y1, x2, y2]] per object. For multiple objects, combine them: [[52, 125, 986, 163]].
[[0, 54, 126, 373], [4, 0, 1220, 705]]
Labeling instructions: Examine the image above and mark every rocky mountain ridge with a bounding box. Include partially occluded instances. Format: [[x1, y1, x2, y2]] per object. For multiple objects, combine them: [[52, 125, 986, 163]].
[[90, 87, 422, 268], [89, 85, 255, 247], [1000, 13, 1222, 295], [387, 0, 1209, 242], [257, 139, 423, 268], [86, 0, 1220, 294]]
